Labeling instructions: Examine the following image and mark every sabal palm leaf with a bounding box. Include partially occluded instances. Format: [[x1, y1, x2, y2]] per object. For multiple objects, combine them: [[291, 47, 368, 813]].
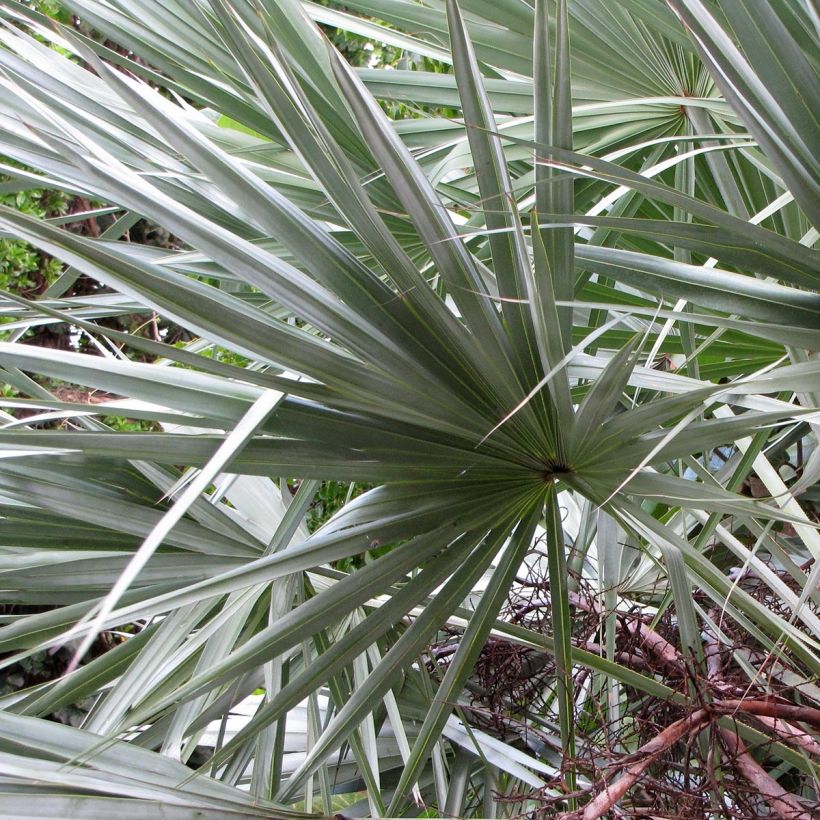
[[0, 0, 817, 816]]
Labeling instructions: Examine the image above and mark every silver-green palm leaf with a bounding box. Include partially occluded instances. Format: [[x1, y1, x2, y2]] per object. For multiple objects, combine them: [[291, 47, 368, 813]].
[[0, 0, 817, 816]]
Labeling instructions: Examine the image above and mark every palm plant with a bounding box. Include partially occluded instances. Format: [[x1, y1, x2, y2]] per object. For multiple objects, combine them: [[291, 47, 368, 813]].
[[0, 0, 817, 816]]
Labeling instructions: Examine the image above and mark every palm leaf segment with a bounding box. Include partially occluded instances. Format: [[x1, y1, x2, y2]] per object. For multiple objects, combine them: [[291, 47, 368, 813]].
[[0, 0, 817, 813]]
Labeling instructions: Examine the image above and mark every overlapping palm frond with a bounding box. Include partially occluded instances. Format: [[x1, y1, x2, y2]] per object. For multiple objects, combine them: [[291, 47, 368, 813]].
[[0, 0, 817, 816]]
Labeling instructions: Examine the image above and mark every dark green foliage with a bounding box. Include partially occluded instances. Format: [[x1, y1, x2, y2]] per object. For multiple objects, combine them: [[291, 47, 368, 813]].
[[0, 179, 68, 296]]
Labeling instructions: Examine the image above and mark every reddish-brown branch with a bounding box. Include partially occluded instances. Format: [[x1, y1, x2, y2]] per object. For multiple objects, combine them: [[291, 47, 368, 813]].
[[719, 728, 812, 820], [567, 591, 597, 614], [626, 619, 684, 672], [714, 699, 820, 731], [574, 709, 710, 820], [512, 596, 551, 621], [750, 714, 820, 757], [571, 701, 817, 819], [567, 591, 684, 672], [580, 640, 653, 673], [74, 197, 101, 237]]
